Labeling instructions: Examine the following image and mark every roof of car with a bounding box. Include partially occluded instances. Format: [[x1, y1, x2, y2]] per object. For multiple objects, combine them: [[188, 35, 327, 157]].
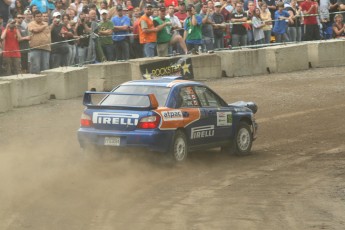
[[122, 78, 204, 88]]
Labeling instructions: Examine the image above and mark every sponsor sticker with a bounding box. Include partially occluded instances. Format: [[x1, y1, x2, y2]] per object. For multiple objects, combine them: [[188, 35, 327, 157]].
[[93, 112, 139, 126], [161, 110, 183, 121], [191, 125, 215, 139], [217, 112, 232, 126]]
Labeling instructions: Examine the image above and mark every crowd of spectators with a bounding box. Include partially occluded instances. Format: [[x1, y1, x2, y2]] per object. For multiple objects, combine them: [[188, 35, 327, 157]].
[[0, 0, 345, 76]]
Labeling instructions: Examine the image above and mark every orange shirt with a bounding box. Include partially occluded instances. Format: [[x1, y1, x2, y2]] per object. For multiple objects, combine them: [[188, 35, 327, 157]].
[[138, 14, 157, 44]]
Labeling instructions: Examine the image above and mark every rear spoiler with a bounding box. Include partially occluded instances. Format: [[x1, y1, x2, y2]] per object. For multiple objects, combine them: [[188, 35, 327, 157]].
[[83, 91, 159, 110]]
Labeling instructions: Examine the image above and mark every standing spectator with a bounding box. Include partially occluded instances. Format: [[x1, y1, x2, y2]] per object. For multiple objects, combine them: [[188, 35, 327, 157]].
[[153, 6, 173, 56], [22, 9, 32, 29], [30, 0, 49, 13], [15, 0, 26, 14], [166, 4, 182, 29], [98, 9, 114, 61], [251, 7, 265, 44], [16, 13, 30, 72], [200, 2, 214, 51], [285, 0, 299, 42], [260, 2, 272, 44], [130, 7, 143, 58], [300, 0, 320, 40], [192, 0, 202, 14], [184, 4, 203, 52], [155, 6, 187, 56], [112, 4, 130, 60], [265, 0, 276, 26], [212, 2, 226, 49], [42, 12, 49, 22], [1, 19, 25, 75], [51, 0, 65, 19], [231, 2, 248, 47], [332, 14, 345, 37], [272, 2, 290, 43], [67, 20, 77, 65], [86, 9, 99, 63], [0, 0, 12, 26], [138, 4, 157, 57], [245, 1, 255, 45], [175, 1, 188, 26], [67, 8, 78, 22], [76, 12, 90, 65], [28, 10, 51, 74], [50, 12, 71, 68]]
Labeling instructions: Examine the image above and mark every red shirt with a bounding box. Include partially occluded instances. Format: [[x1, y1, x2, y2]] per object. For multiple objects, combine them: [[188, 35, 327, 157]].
[[165, 0, 179, 7], [300, 1, 318, 25], [3, 28, 21, 58], [174, 11, 187, 23]]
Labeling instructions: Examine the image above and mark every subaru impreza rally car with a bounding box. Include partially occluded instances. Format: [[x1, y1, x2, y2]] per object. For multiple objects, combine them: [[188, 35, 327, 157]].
[[78, 78, 258, 162]]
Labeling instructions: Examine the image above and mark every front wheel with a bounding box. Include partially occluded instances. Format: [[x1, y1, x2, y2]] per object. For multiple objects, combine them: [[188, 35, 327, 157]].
[[170, 130, 188, 162], [233, 122, 253, 156]]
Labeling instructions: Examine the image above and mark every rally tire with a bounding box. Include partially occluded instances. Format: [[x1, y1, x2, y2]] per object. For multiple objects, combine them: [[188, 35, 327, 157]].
[[233, 122, 253, 156], [171, 130, 188, 162]]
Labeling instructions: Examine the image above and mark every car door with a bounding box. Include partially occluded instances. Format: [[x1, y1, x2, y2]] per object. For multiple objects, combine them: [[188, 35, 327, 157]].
[[175, 86, 214, 146], [194, 86, 233, 144]]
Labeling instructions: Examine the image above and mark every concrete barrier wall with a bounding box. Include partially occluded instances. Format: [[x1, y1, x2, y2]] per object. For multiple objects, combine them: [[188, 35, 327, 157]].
[[308, 40, 345, 68], [215, 49, 267, 77], [42, 67, 88, 99], [0, 74, 48, 107], [129, 57, 169, 81], [264, 43, 309, 73], [190, 54, 221, 80], [0, 81, 12, 113], [87, 61, 132, 91]]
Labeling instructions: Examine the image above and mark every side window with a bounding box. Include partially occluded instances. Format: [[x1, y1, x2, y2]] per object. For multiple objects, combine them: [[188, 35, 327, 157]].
[[194, 86, 222, 107], [177, 86, 200, 108]]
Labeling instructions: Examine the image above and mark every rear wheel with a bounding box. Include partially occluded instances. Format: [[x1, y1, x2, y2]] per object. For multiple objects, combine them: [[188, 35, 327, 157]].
[[171, 130, 188, 162], [233, 122, 253, 156]]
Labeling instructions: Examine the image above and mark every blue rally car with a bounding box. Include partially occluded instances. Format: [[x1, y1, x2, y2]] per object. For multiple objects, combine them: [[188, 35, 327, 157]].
[[77, 78, 258, 162]]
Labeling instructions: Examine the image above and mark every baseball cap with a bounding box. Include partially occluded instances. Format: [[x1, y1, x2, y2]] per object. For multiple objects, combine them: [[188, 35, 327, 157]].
[[127, 5, 134, 10], [53, 11, 61, 17], [159, 6, 166, 11], [145, 4, 153, 8], [116, 5, 123, 10], [214, 2, 222, 7], [179, 1, 185, 5], [100, 9, 108, 14]]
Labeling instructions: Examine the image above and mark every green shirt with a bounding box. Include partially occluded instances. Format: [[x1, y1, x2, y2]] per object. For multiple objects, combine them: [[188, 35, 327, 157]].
[[98, 20, 114, 46], [184, 15, 203, 41], [153, 17, 172, 44]]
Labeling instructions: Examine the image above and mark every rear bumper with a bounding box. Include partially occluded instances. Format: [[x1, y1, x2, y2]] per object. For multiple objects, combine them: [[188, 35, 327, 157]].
[[77, 128, 174, 153]]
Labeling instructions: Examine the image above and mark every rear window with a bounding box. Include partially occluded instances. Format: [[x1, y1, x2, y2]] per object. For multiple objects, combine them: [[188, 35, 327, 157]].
[[101, 85, 170, 107]]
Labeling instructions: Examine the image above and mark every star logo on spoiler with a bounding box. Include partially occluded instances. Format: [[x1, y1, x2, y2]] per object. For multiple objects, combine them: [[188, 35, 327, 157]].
[[143, 69, 152, 79], [181, 62, 190, 75]]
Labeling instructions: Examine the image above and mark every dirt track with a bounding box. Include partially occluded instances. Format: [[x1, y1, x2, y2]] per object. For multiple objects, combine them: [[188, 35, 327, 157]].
[[1, 67, 345, 230]]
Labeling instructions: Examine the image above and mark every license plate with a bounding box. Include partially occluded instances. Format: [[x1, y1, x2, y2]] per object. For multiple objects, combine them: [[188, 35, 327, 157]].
[[104, 137, 120, 146]]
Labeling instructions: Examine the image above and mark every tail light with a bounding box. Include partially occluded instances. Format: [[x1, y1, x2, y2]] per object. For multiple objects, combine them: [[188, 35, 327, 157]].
[[80, 112, 92, 127], [137, 115, 161, 129]]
